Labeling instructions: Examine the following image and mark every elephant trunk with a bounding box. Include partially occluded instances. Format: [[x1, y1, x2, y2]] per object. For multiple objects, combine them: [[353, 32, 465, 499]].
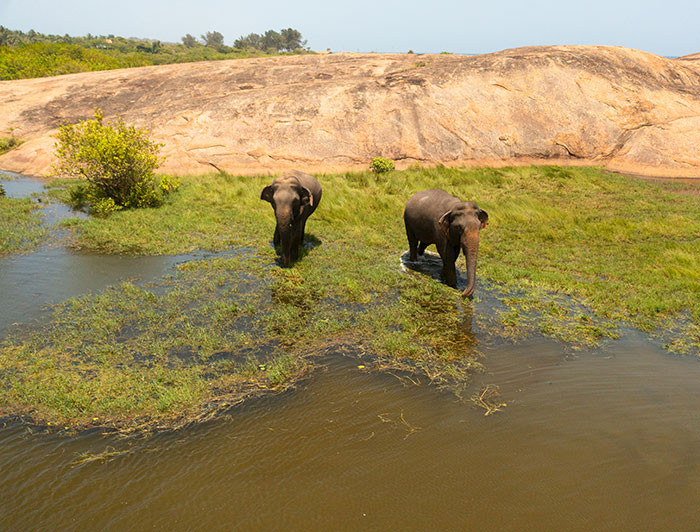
[[461, 227, 480, 298], [276, 209, 293, 266]]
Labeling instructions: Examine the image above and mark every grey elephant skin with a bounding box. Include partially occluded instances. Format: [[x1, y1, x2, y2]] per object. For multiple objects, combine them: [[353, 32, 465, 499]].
[[261, 171, 322, 266], [403, 189, 488, 297]]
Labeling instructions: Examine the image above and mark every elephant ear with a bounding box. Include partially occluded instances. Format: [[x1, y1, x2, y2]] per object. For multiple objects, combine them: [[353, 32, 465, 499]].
[[299, 186, 313, 207], [260, 185, 274, 203], [438, 210, 453, 238], [477, 209, 489, 229]]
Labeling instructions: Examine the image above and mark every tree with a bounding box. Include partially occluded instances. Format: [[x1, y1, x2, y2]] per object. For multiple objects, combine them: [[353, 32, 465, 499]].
[[181, 34, 197, 48], [280, 28, 305, 51], [261, 29, 282, 51], [201, 31, 224, 49], [234, 32, 262, 50]]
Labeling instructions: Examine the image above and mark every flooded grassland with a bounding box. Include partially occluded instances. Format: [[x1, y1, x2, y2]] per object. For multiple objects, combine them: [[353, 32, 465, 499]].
[[0, 166, 699, 433]]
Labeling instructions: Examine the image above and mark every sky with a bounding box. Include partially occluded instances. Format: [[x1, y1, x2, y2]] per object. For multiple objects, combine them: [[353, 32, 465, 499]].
[[1, 0, 698, 57]]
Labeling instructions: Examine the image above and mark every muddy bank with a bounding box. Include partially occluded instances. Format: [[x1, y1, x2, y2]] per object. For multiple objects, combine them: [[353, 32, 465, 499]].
[[1, 46, 700, 178]]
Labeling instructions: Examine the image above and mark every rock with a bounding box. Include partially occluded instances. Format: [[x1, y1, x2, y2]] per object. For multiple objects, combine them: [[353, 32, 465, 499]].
[[1, 46, 700, 178]]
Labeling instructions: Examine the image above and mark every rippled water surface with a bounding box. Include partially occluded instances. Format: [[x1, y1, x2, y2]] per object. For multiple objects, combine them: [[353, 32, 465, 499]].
[[2, 174, 700, 530], [2, 335, 700, 530]]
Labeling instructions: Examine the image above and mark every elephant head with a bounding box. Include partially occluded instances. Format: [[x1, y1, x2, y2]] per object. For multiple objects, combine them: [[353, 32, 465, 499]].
[[439, 203, 489, 298], [261, 176, 314, 266]]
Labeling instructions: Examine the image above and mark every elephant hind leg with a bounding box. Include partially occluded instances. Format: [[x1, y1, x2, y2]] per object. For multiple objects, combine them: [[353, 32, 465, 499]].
[[406, 226, 419, 261], [417, 242, 428, 256]]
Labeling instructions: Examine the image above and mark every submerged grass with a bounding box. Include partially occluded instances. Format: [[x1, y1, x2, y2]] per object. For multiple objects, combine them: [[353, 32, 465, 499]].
[[2, 165, 699, 431], [0, 196, 47, 255]]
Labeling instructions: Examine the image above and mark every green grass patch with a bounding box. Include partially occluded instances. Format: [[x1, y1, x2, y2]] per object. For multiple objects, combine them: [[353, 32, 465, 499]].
[[3, 165, 699, 431], [0, 196, 46, 255], [0, 136, 23, 154]]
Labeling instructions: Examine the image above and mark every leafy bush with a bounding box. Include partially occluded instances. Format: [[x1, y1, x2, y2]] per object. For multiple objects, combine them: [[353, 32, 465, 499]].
[[370, 157, 395, 174], [158, 175, 181, 194], [54, 110, 169, 215], [91, 197, 122, 218], [0, 184, 5, 196]]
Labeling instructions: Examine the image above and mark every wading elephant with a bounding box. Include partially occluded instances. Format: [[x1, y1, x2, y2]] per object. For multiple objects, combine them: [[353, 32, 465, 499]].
[[261, 171, 322, 266], [403, 189, 488, 297]]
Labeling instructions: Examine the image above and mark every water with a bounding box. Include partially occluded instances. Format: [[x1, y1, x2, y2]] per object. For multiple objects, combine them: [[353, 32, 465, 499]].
[[0, 175, 190, 334], [3, 174, 700, 530], [2, 334, 700, 530]]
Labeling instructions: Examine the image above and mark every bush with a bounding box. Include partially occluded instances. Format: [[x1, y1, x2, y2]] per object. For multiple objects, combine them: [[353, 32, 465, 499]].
[[370, 157, 395, 174], [91, 197, 122, 218], [0, 184, 5, 196], [54, 109, 169, 214], [0, 136, 22, 154]]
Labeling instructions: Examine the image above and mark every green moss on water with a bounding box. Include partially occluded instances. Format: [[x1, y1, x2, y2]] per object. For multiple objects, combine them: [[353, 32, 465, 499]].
[[2, 165, 699, 431]]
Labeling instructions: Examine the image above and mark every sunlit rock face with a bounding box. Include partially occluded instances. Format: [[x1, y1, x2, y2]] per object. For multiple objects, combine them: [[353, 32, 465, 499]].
[[2, 46, 700, 178]]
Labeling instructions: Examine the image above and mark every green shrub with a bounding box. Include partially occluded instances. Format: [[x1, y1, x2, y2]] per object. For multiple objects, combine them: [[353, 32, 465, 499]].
[[370, 156, 395, 174], [0, 183, 5, 196], [0, 136, 22, 154], [158, 175, 181, 194], [53, 109, 166, 212], [68, 182, 90, 208], [90, 197, 122, 218]]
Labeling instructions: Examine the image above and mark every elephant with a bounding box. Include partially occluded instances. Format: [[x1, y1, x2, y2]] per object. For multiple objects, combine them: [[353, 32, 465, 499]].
[[403, 189, 488, 297], [261, 171, 322, 266]]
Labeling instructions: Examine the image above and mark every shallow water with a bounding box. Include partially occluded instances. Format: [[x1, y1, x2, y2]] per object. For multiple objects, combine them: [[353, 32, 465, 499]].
[[3, 174, 700, 530], [2, 333, 700, 530], [0, 175, 190, 334]]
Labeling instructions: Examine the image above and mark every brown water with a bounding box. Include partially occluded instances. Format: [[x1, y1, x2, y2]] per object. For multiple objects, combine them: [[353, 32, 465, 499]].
[[2, 332, 700, 530], [3, 174, 700, 530]]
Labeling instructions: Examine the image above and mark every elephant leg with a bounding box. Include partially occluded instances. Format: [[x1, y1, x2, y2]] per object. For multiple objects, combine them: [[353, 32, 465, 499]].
[[440, 244, 458, 287], [273, 224, 280, 246], [300, 217, 307, 244], [406, 225, 419, 261], [290, 225, 302, 262], [417, 242, 428, 256]]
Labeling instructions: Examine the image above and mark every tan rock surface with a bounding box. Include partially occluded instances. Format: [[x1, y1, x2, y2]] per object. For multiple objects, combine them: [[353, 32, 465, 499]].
[[2, 46, 700, 178]]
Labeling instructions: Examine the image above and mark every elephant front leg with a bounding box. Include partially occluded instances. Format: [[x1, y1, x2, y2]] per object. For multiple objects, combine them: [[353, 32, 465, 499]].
[[273, 224, 280, 246], [290, 224, 302, 262], [440, 245, 458, 287], [300, 217, 307, 244]]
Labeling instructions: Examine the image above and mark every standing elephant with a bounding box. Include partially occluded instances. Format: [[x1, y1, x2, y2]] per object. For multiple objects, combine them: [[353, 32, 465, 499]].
[[261, 171, 322, 266], [403, 189, 488, 297]]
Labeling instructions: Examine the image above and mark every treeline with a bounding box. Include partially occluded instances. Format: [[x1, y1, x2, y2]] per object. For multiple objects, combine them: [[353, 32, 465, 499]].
[[0, 26, 310, 81], [182, 28, 306, 53]]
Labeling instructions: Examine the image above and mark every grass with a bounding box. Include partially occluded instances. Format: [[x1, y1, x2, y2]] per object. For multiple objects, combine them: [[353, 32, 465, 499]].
[[0, 136, 23, 154], [2, 165, 699, 431], [0, 195, 47, 255]]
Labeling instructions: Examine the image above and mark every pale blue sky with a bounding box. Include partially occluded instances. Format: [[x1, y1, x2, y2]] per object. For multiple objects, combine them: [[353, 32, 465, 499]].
[[1, 0, 698, 57]]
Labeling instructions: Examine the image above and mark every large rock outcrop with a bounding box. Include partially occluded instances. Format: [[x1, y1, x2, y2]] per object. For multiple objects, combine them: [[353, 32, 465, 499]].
[[2, 46, 700, 177]]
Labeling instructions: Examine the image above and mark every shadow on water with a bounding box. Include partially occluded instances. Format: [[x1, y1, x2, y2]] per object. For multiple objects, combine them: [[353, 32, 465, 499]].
[[400, 249, 469, 292]]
